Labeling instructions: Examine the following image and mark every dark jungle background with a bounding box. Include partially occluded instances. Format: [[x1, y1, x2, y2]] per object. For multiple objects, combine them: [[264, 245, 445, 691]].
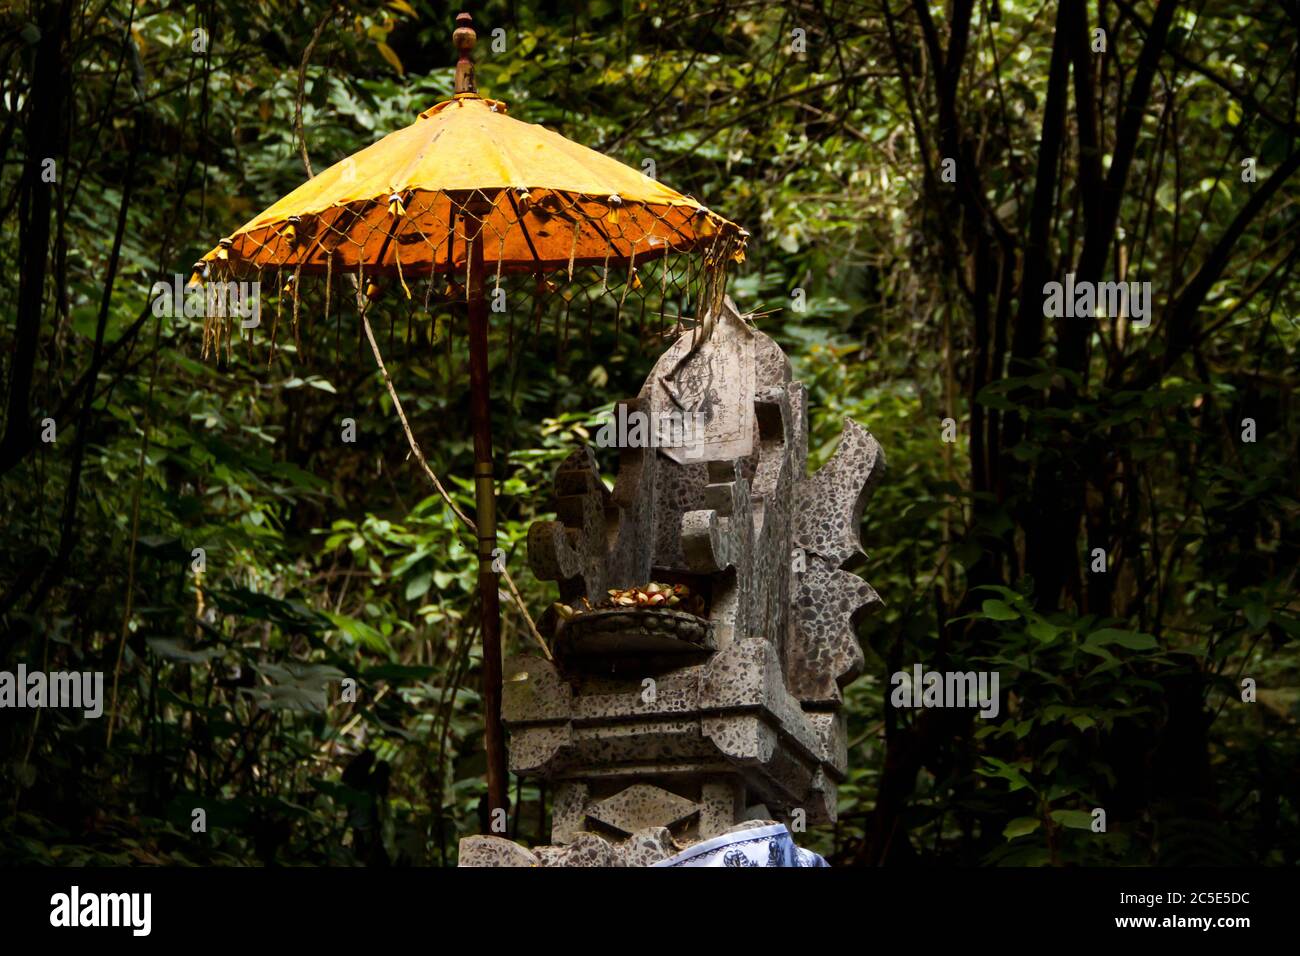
[[0, 0, 1296, 866]]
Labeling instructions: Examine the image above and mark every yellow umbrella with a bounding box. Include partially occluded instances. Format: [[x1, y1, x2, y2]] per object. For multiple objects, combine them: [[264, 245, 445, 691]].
[[197, 12, 746, 823], [198, 96, 740, 278]]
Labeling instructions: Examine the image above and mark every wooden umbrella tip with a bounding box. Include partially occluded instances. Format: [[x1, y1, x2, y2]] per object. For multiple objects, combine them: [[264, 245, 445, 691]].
[[453, 12, 478, 94], [454, 11, 475, 43]]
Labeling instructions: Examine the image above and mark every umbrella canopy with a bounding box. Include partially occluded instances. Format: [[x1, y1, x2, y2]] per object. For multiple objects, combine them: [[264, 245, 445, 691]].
[[199, 94, 744, 279]]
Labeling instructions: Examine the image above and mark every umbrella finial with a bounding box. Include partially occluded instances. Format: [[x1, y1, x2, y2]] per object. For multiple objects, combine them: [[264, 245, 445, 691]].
[[453, 12, 477, 95]]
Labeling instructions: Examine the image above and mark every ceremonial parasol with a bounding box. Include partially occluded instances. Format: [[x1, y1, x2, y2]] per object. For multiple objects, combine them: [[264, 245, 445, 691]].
[[195, 12, 746, 823]]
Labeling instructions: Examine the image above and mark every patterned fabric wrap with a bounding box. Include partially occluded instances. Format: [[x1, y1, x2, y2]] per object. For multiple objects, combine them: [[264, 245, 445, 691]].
[[652, 823, 829, 868]]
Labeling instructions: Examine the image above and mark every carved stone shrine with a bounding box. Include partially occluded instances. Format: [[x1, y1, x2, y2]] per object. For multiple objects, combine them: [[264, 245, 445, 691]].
[[459, 297, 884, 866]]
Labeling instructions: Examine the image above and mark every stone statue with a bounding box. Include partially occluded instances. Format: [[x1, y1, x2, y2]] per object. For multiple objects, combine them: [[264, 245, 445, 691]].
[[459, 297, 884, 866]]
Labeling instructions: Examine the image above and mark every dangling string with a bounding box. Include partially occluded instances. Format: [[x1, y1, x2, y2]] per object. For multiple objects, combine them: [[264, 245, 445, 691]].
[[356, 262, 365, 358], [637, 282, 647, 349], [326, 253, 337, 367], [532, 281, 544, 339], [200, 282, 213, 360], [561, 293, 571, 370], [585, 278, 594, 343], [405, 289, 414, 348], [616, 245, 638, 337], [659, 255, 668, 340], [567, 220, 579, 281], [445, 293, 454, 398], [463, 221, 472, 305], [249, 267, 264, 366], [555, 285, 564, 370], [395, 242, 412, 300], [507, 281, 515, 356], [292, 262, 303, 352], [423, 237, 439, 358], [688, 252, 701, 344], [444, 209, 458, 395], [268, 269, 282, 370]]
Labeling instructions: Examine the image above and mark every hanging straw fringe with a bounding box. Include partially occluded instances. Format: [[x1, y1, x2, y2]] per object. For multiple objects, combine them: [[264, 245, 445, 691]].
[[395, 244, 412, 300], [292, 263, 304, 350], [267, 270, 282, 369]]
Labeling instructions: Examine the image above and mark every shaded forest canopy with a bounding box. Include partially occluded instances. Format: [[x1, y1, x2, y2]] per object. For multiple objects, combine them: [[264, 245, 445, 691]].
[[0, 0, 1296, 865]]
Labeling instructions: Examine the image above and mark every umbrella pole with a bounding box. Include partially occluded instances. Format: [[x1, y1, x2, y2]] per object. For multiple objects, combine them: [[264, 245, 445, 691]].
[[451, 13, 508, 831], [465, 197, 509, 827]]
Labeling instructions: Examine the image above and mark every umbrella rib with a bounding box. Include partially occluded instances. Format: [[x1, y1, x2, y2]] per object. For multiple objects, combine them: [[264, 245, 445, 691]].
[[505, 190, 544, 276], [372, 201, 410, 274], [319, 205, 363, 267], [445, 201, 459, 276], [586, 208, 625, 265], [373, 225, 398, 272]]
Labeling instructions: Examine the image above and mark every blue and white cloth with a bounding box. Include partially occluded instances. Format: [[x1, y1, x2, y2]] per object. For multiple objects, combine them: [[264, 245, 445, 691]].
[[652, 823, 829, 867]]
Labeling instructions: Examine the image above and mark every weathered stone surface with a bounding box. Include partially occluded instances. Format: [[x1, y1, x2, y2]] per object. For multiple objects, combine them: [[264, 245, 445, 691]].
[[587, 783, 700, 835], [526, 436, 657, 605], [501, 656, 571, 723], [569, 720, 710, 766], [701, 714, 776, 764], [527, 448, 608, 593], [649, 457, 707, 570], [699, 637, 824, 762], [803, 768, 838, 825], [686, 462, 756, 648], [457, 836, 539, 868], [699, 779, 743, 838], [787, 555, 880, 705], [507, 725, 571, 775], [648, 304, 757, 465], [544, 832, 620, 867], [530, 827, 679, 867], [618, 826, 678, 866], [571, 669, 699, 721], [793, 417, 884, 566], [533, 845, 569, 867], [784, 417, 885, 704], [805, 708, 849, 778], [551, 781, 589, 845]]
